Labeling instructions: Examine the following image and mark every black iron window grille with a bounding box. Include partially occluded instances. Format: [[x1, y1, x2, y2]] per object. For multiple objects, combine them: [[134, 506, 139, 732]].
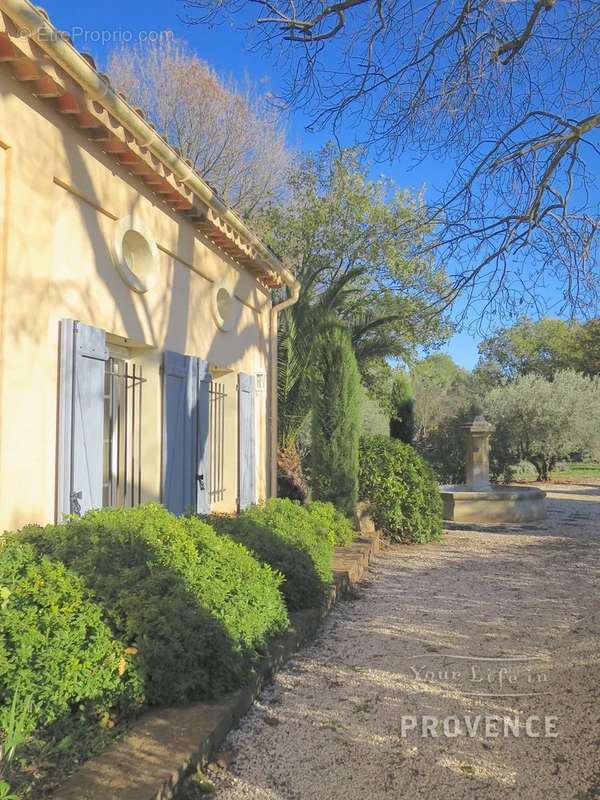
[[209, 380, 227, 504], [102, 357, 146, 507]]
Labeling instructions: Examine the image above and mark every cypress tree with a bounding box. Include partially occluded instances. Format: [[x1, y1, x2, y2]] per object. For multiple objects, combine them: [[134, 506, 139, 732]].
[[389, 372, 415, 444], [311, 322, 361, 517]]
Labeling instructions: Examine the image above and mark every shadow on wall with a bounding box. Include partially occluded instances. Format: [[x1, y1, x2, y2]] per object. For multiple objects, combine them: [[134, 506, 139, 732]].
[[0, 83, 273, 528], [53, 126, 268, 514], [57, 121, 266, 366]]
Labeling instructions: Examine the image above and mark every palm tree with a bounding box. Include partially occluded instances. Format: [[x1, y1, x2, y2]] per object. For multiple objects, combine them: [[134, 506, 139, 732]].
[[255, 145, 449, 495]]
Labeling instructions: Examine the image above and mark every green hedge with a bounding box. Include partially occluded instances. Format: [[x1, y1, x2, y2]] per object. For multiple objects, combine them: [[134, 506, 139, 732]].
[[212, 499, 335, 611], [18, 505, 289, 710], [0, 537, 138, 735], [305, 501, 356, 547], [359, 435, 443, 543]]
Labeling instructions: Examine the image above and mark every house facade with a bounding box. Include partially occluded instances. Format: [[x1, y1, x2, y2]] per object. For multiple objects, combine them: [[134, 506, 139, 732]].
[[0, 0, 298, 532]]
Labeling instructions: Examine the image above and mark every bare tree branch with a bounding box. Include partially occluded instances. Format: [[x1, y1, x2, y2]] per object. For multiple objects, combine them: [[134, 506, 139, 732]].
[[182, 0, 600, 317], [107, 37, 291, 217], [493, 0, 556, 63]]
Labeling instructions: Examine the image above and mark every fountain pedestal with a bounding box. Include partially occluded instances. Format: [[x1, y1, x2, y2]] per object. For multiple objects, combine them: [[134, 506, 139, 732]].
[[440, 416, 546, 523]]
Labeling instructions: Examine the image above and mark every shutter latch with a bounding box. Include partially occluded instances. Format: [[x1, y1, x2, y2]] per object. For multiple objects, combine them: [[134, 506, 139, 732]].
[[70, 491, 82, 516], [197, 474, 205, 491]]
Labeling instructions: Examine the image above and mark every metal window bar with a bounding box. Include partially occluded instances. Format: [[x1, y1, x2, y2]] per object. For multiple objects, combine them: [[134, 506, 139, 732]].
[[209, 381, 227, 504], [103, 357, 146, 508]]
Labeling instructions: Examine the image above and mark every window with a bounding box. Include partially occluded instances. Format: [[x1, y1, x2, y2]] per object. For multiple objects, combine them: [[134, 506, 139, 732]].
[[113, 216, 158, 293], [102, 354, 146, 507], [211, 282, 241, 332]]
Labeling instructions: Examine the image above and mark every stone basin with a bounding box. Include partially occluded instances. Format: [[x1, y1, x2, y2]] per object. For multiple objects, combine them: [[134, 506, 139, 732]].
[[440, 484, 546, 524]]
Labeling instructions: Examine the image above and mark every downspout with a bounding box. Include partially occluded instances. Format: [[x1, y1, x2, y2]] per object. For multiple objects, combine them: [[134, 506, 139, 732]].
[[268, 279, 300, 497]]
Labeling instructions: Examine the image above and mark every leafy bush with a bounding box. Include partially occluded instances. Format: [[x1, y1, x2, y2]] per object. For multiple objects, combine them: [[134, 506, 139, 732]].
[[0, 536, 137, 735], [212, 499, 334, 611], [22, 505, 288, 706], [305, 501, 356, 546], [311, 321, 361, 516], [359, 435, 443, 543]]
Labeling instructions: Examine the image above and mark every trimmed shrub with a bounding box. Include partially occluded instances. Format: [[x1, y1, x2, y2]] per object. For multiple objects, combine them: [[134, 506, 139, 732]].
[[212, 499, 334, 611], [305, 501, 356, 547], [311, 322, 361, 517], [22, 505, 289, 706], [0, 536, 139, 735], [359, 435, 443, 543]]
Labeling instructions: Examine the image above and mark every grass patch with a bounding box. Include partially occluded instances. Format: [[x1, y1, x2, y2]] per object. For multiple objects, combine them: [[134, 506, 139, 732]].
[[551, 463, 600, 481]]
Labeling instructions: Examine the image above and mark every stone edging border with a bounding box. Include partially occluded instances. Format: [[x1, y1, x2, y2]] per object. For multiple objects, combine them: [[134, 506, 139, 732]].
[[53, 525, 381, 800]]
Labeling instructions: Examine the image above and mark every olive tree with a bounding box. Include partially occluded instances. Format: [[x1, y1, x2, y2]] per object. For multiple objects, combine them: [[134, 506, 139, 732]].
[[484, 370, 600, 481]]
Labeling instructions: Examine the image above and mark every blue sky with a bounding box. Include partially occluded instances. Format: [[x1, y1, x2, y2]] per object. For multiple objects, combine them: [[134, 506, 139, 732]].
[[42, 0, 484, 368]]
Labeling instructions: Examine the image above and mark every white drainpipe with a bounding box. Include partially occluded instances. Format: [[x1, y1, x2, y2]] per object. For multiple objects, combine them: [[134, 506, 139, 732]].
[[268, 282, 301, 497]]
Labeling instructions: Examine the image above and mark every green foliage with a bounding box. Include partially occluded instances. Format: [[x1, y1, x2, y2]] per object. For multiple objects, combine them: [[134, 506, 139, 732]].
[[475, 317, 584, 385], [484, 370, 600, 481], [359, 435, 443, 543], [412, 355, 479, 440], [0, 691, 31, 799], [411, 355, 482, 482], [305, 501, 356, 546], [576, 319, 600, 377], [389, 372, 415, 444], [510, 460, 539, 483], [412, 353, 471, 389], [311, 321, 361, 516], [22, 505, 289, 707], [212, 499, 334, 611], [360, 384, 390, 436], [0, 537, 136, 736], [255, 145, 450, 448], [0, 781, 16, 800]]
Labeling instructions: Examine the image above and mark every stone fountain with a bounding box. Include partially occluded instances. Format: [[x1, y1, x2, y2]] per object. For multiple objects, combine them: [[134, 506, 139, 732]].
[[440, 416, 546, 523]]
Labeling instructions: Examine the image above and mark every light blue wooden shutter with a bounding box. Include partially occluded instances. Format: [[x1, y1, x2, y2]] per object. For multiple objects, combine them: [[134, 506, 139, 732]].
[[162, 351, 198, 515], [238, 373, 257, 510], [57, 319, 108, 519], [196, 359, 212, 515]]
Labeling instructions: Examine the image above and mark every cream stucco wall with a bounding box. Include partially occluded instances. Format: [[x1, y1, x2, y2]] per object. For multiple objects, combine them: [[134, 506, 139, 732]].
[[0, 68, 271, 530]]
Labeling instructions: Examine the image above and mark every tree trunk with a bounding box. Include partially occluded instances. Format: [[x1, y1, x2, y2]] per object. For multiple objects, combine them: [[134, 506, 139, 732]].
[[277, 445, 309, 501], [529, 456, 546, 481]]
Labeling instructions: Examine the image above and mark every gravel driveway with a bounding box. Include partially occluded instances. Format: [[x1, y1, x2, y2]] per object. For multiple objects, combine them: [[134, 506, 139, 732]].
[[204, 484, 600, 800]]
